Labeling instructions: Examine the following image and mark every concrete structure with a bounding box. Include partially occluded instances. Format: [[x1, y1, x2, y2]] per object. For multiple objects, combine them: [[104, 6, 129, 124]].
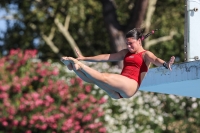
[[140, 60, 200, 98]]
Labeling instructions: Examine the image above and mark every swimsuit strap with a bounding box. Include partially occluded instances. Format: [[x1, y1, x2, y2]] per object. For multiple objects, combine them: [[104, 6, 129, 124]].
[[136, 50, 146, 57], [139, 50, 146, 54]]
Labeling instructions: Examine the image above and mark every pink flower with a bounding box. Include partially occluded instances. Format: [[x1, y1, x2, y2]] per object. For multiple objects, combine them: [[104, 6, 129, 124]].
[[97, 122, 103, 127], [46, 116, 55, 123], [75, 125, 81, 130], [79, 129, 84, 133], [76, 78, 82, 83], [21, 120, 27, 126], [59, 90, 66, 97], [52, 67, 59, 76], [85, 85, 91, 93], [32, 115, 39, 121], [44, 102, 50, 107], [54, 113, 63, 120], [76, 78, 83, 87], [61, 126, 67, 131], [70, 79, 75, 85], [89, 95, 96, 103], [0, 85, 10, 91], [19, 104, 26, 111], [29, 119, 35, 125], [10, 49, 20, 55], [8, 106, 16, 115], [45, 95, 54, 103], [78, 93, 87, 100], [24, 49, 37, 58], [25, 130, 32, 133], [3, 99, 11, 107], [14, 83, 21, 92], [99, 127, 107, 133], [13, 120, 19, 126], [13, 76, 19, 82], [99, 97, 107, 104], [98, 112, 104, 117], [40, 69, 48, 77], [88, 124, 96, 129], [33, 76, 38, 81], [18, 52, 23, 58], [62, 118, 74, 129], [40, 124, 47, 130], [82, 114, 92, 122], [0, 92, 8, 99], [50, 123, 57, 129], [31, 92, 40, 100], [35, 99, 43, 106], [2, 121, 8, 127], [76, 112, 83, 119], [39, 115, 45, 122], [21, 77, 29, 86]]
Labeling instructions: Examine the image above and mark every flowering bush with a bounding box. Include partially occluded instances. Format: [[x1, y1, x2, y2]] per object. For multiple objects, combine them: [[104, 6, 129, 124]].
[[0, 49, 106, 133]]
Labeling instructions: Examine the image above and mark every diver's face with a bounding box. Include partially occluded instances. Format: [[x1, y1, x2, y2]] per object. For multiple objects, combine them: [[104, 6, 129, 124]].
[[126, 37, 141, 53]]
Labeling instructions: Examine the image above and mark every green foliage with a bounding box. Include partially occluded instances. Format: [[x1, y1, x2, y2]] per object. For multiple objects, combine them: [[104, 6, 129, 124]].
[[115, 0, 136, 25], [0, 0, 110, 61], [149, 0, 185, 63], [0, 0, 185, 63], [0, 49, 106, 133]]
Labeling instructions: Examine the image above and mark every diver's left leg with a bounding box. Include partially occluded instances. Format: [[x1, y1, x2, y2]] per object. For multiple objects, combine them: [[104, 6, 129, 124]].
[[68, 57, 139, 98]]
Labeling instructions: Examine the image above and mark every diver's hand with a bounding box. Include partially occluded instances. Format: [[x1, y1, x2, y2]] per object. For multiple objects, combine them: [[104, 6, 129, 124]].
[[167, 56, 175, 70]]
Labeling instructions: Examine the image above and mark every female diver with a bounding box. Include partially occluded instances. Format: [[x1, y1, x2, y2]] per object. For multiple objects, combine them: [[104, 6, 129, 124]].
[[61, 28, 175, 99]]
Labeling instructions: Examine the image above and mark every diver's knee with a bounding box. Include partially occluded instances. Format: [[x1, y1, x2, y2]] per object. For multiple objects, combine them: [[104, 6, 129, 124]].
[[101, 73, 111, 83]]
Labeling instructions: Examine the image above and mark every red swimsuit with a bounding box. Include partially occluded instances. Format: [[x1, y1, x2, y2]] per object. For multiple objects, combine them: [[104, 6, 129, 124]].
[[121, 51, 148, 86]]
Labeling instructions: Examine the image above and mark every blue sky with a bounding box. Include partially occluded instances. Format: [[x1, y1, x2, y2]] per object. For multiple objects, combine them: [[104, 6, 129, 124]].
[[0, 4, 17, 32], [0, 9, 7, 46], [0, 8, 40, 48], [0, 9, 7, 31]]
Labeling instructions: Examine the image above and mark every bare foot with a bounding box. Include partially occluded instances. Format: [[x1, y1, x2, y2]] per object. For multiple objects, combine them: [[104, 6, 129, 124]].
[[68, 57, 83, 70], [60, 57, 73, 70]]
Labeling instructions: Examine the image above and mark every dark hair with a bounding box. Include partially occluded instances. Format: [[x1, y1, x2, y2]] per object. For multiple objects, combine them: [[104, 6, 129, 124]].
[[126, 28, 158, 41]]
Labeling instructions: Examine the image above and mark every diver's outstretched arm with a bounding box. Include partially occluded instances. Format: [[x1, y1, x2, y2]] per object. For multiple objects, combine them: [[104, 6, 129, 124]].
[[75, 48, 128, 62], [145, 51, 175, 70]]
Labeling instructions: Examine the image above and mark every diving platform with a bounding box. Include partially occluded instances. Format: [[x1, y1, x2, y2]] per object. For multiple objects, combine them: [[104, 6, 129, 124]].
[[140, 60, 200, 98], [139, 0, 200, 98]]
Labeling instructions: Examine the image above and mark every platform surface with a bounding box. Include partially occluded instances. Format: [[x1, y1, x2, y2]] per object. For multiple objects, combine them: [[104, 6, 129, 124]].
[[140, 60, 200, 98]]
